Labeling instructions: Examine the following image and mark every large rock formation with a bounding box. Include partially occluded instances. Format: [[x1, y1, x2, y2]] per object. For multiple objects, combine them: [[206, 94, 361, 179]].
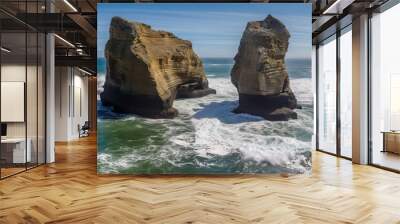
[[231, 15, 299, 121], [101, 17, 215, 118]]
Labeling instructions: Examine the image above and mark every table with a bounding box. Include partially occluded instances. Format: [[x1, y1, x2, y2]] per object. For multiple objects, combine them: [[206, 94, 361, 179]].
[[1, 138, 31, 163], [382, 131, 400, 154]]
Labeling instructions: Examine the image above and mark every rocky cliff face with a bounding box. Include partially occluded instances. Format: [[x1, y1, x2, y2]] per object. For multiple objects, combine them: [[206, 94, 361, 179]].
[[230, 15, 299, 121], [101, 17, 215, 118]]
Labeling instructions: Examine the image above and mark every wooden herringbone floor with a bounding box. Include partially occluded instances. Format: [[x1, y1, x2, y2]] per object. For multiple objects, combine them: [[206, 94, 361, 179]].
[[1, 135, 400, 224]]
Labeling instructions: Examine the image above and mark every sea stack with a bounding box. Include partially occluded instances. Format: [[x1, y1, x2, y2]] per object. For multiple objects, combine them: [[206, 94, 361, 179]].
[[101, 17, 215, 118], [231, 15, 299, 121]]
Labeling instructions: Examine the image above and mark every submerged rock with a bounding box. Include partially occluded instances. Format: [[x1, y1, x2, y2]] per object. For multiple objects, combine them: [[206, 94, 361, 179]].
[[101, 17, 215, 118], [231, 15, 299, 121]]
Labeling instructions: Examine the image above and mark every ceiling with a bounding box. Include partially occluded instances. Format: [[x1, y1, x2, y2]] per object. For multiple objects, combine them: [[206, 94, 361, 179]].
[[0, 0, 393, 72]]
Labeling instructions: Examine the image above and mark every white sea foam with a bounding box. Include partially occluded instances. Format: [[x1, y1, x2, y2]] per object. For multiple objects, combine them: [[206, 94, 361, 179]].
[[97, 74, 313, 173], [97, 73, 105, 100], [171, 77, 312, 172]]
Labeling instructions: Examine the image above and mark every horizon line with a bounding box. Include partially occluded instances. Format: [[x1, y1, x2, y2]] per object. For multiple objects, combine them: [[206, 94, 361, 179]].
[[97, 56, 311, 60]]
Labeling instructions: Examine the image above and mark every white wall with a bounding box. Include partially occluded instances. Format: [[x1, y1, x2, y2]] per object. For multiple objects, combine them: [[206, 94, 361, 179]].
[[55, 67, 70, 141], [1, 65, 27, 139], [370, 4, 400, 158], [1, 65, 42, 137], [72, 73, 89, 138], [55, 67, 89, 141], [1, 63, 46, 164]]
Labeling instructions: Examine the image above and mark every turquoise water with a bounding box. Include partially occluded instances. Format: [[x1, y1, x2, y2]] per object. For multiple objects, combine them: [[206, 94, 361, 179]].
[[97, 58, 313, 174]]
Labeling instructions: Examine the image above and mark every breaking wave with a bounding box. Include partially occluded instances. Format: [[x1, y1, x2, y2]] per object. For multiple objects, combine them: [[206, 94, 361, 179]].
[[97, 75, 313, 174]]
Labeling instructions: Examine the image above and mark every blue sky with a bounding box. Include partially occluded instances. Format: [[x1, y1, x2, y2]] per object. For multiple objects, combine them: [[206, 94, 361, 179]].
[[97, 3, 311, 59]]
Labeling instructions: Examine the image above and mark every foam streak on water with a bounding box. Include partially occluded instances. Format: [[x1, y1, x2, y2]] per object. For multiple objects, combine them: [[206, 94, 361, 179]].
[[175, 78, 312, 171], [97, 76, 313, 174], [97, 59, 313, 174]]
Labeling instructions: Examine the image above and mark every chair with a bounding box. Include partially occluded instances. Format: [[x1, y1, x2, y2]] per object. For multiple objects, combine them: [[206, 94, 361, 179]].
[[79, 121, 90, 138]]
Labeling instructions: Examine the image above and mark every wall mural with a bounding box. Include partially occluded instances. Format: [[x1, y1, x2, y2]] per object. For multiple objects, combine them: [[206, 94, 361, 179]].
[[97, 3, 313, 174]]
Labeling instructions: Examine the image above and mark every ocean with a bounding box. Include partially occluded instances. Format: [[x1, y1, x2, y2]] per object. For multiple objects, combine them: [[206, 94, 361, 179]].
[[97, 58, 313, 174]]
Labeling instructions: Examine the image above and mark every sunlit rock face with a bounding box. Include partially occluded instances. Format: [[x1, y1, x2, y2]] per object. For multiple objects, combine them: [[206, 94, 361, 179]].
[[101, 17, 215, 118], [231, 15, 299, 121]]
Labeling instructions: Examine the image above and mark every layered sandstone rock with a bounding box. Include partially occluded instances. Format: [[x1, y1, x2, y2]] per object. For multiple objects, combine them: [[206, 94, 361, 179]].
[[101, 17, 215, 118], [231, 15, 299, 121]]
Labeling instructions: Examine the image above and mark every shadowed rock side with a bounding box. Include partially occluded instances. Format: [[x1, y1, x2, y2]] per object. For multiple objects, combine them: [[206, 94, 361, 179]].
[[101, 17, 215, 118], [231, 15, 299, 121]]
